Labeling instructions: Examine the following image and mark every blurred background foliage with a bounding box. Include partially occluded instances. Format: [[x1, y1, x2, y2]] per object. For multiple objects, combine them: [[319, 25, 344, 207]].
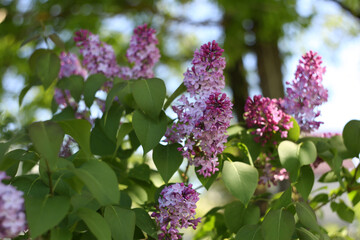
[[0, 0, 359, 124]]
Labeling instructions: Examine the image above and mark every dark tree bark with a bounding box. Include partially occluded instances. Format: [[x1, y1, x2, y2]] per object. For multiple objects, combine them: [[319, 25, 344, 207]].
[[255, 40, 284, 99], [227, 58, 248, 121]]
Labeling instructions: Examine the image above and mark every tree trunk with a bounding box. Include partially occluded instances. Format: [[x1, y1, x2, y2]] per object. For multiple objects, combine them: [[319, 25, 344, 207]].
[[255, 41, 284, 98]]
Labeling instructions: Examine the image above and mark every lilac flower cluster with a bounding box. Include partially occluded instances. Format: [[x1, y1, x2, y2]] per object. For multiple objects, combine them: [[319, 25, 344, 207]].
[[126, 23, 160, 79], [74, 29, 121, 78], [58, 52, 87, 79], [282, 51, 328, 132], [244, 95, 293, 145], [256, 154, 289, 187], [0, 172, 26, 238], [183, 40, 226, 97], [166, 41, 232, 177], [151, 183, 201, 240]]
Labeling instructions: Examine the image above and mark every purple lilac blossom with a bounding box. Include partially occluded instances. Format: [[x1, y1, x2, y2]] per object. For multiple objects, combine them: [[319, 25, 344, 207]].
[[151, 183, 201, 240], [166, 41, 232, 177], [0, 172, 26, 238], [166, 92, 233, 177], [244, 95, 293, 145], [74, 29, 121, 78], [126, 23, 160, 79], [183, 40, 225, 98], [257, 154, 289, 187], [282, 51, 328, 132], [58, 52, 87, 79]]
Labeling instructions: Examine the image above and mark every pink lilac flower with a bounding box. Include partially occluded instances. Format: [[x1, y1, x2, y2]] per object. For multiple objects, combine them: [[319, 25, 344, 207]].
[[282, 51, 328, 132], [183, 40, 225, 98], [151, 183, 201, 240], [257, 154, 289, 187], [244, 95, 293, 145], [126, 23, 160, 79], [0, 172, 26, 238], [166, 92, 233, 177], [58, 52, 87, 79], [74, 29, 121, 78]]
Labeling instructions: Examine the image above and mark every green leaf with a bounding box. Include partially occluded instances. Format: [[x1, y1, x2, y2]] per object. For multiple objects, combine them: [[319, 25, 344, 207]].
[[236, 224, 263, 240], [129, 164, 151, 182], [50, 227, 72, 240], [57, 119, 92, 157], [72, 160, 119, 206], [132, 110, 167, 154], [342, 120, 360, 156], [104, 206, 135, 240], [133, 208, 158, 238], [153, 143, 183, 183], [48, 33, 65, 49], [163, 82, 186, 110], [83, 74, 107, 107], [30, 49, 60, 89], [28, 121, 64, 170], [296, 227, 320, 240], [57, 75, 84, 102], [272, 188, 292, 210], [336, 201, 355, 223], [77, 208, 111, 240], [295, 165, 314, 201], [132, 78, 166, 119], [26, 196, 70, 238], [278, 141, 300, 182], [196, 165, 220, 190], [287, 117, 300, 142], [224, 201, 246, 233], [299, 141, 317, 166], [222, 161, 258, 205], [278, 140, 317, 182], [295, 202, 320, 233], [261, 209, 295, 240], [52, 107, 76, 121], [105, 82, 127, 113], [19, 84, 32, 106], [243, 205, 260, 225], [90, 119, 116, 156]]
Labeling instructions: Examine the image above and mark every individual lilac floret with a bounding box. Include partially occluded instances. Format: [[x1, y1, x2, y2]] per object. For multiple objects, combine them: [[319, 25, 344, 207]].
[[58, 52, 87, 79], [151, 183, 201, 240], [0, 172, 26, 238], [166, 92, 233, 177], [282, 51, 328, 132], [183, 40, 226, 98], [74, 29, 121, 78], [244, 95, 293, 145], [126, 23, 160, 79]]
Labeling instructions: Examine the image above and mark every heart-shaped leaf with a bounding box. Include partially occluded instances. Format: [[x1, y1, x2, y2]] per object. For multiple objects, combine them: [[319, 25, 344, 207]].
[[104, 206, 136, 240], [77, 208, 111, 240], [222, 161, 258, 205], [26, 196, 70, 238], [236, 224, 263, 240], [261, 209, 295, 240], [72, 160, 119, 206], [132, 78, 166, 119], [28, 121, 64, 170], [132, 110, 167, 154], [153, 143, 183, 183], [83, 74, 107, 107], [296, 202, 320, 233]]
